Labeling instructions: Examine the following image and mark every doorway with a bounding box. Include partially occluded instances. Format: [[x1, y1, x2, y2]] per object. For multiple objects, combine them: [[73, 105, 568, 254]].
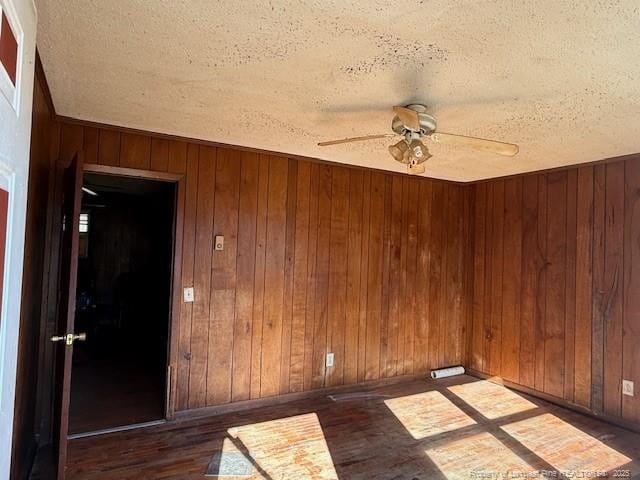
[[67, 172, 175, 436]]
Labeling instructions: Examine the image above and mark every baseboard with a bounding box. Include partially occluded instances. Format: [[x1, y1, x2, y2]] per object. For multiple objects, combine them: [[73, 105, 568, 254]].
[[466, 368, 640, 435], [174, 374, 423, 422]]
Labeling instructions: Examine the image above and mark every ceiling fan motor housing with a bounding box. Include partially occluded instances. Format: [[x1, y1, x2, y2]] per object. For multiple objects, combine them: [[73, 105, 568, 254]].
[[391, 104, 437, 135]]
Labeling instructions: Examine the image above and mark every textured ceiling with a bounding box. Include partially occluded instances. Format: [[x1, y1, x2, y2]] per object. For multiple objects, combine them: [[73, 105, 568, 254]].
[[36, 1, 640, 181]]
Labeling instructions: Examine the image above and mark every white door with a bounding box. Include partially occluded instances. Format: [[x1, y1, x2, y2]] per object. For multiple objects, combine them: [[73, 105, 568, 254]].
[[0, 0, 36, 478]]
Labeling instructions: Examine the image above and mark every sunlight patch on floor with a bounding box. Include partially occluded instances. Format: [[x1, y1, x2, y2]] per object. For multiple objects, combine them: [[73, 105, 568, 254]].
[[447, 381, 537, 419], [226, 413, 338, 480], [206, 438, 254, 478], [384, 390, 476, 440], [500, 413, 634, 475], [425, 431, 535, 480]]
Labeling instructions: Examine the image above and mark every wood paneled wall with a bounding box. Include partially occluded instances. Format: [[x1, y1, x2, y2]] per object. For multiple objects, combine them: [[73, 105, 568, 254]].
[[12, 62, 60, 480], [469, 160, 640, 424], [56, 122, 473, 411]]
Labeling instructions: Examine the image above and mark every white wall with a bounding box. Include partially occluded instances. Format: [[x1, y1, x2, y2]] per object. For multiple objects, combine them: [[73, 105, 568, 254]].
[[0, 0, 36, 478]]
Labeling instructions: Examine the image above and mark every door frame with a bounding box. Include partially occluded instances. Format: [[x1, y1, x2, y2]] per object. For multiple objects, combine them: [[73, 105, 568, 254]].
[[81, 163, 185, 420], [0, 0, 36, 477]]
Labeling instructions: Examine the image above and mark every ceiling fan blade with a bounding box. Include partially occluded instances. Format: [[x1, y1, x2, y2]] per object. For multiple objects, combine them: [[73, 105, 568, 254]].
[[428, 132, 519, 156], [407, 163, 426, 175], [393, 106, 421, 131], [318, 133, 397, 147]]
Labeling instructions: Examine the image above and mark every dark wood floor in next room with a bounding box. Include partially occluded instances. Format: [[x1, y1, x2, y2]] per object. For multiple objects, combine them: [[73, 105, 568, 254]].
[[59, 375, 640, 479]]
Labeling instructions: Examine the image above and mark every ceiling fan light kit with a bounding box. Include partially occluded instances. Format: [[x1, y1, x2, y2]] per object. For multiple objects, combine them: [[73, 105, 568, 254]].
[[389, 135, 432, 166], [388, 139, 410, 162], [408, 138, 432, 162], [319, 104, 519, 175]]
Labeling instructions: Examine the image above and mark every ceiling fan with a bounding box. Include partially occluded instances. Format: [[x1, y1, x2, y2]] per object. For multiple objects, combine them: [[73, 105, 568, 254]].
[[318, 104, 519, 174]]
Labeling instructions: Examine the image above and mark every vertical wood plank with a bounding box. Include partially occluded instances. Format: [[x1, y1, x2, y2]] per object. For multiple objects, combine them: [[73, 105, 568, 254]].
[[97, 129, 120, 166], [303, 164, 320, 390], [471, 183, 487, 372], [386, 176, 403, 376], [463, 186, 476, 367], [207, 148, 241, 405], [344, 170, 363, 385], [231, 152, 259, 402], [250, 156, 270, 398], [574, 166, 594, 408], [623, 159, 640, 422], [289, 161, 311, 392], [544, 172, 568, 398], [120, 133, 151, 170], [279, 159, 297, 394], [403, 178, 419, 374], [592, 164, 606, 413], [428, 182, 446, 369], [414, 180, 432, 373], [260, 156, 289, 397], [150, 138, 170, 172], [326, 167, 349, 386], [488, 181, 505, 376], [444, 186, 464, 366], [482, 182, 494, 374], [83, 127, 98, 164], [564, 169, 578, 402], [534, 175, 548, 392], [398, 178, 409, 373], [311, 165, 332, 389], [519, 176, 538, 388], [379, 176, 392, 377], [603, 162, 624, 417], [501, 178, 522, 383], [188, 146, 216, 408], [59, 123, 84, 167], [175, 143, 197, 411], [166, 140, 187, 413], [357, 172, 371, 383], [167, 141, 187, 174], [456, 186, 468, 365], [365, 173, 385, 380]]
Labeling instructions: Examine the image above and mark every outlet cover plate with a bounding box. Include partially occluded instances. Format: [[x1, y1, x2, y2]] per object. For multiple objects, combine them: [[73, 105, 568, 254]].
[[215, 235, 224, 251], [183, 287, 195, 303], [623, 380, 634, 396], [326, 352, 334, 368]]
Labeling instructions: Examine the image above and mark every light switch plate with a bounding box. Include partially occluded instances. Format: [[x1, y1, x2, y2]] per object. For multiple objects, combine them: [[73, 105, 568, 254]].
[[623, 380, 634, 397], [215, 235, 224, 251], [183, 287, 195, 303], [326, 352, 334, 368]]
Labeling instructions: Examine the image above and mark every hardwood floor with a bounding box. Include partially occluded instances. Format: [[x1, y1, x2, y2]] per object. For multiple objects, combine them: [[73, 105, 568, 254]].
[[63, 375, 640, 479]]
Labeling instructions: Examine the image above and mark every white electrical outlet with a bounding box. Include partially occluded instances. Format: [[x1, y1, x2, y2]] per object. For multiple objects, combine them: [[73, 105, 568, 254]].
[[623, 380, 634, 397], [183, 287, 195, 303], [326, 352, 334, 368]]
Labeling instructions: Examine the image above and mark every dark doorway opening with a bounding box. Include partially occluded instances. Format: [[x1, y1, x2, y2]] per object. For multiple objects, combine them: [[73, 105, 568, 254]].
[[68, 173, 175, 436]]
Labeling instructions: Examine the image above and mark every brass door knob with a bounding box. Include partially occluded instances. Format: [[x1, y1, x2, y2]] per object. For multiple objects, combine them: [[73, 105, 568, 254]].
[[50, 333, 87, 345]]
